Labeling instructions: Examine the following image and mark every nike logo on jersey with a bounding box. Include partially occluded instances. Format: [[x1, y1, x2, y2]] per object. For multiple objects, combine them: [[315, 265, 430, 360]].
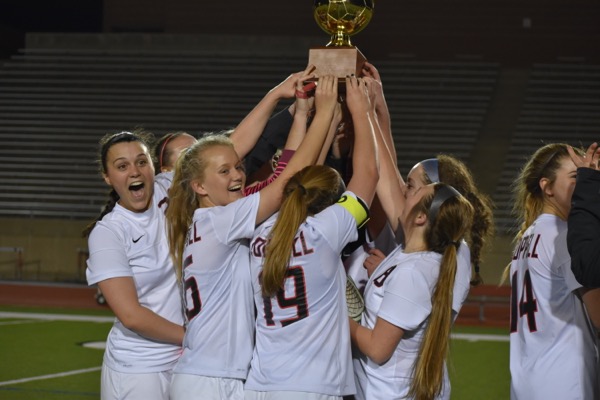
[[132, 235, 144, 243]]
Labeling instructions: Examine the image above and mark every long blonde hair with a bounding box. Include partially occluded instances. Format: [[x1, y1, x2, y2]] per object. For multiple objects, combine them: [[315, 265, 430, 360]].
[[408, 183, 474, 400], [512, 143, 577, 241], [261, 165, 343, 296], [501, 143, 579, 283], [165, 134, 234, 278]]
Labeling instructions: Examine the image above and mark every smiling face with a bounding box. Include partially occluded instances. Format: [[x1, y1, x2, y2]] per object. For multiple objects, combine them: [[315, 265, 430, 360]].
[[192, 145, 246, 207], [102, 141, 155, 213], [541, 155, 578, 219]]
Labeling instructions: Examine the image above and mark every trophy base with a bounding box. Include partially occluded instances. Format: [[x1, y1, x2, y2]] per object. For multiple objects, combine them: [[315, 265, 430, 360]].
[[308, 46, 367, 81]]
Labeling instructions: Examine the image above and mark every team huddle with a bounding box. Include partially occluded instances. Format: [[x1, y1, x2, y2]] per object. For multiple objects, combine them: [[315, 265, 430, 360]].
[[84, 62, 600, 400]]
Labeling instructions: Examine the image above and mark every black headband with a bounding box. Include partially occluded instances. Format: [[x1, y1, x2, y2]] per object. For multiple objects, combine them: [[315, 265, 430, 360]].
[[428, 184, 460, 224], [420, 158, 440, 183]]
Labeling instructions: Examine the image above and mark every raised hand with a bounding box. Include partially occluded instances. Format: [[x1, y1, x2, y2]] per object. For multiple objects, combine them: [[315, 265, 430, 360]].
[[271, 64, 317, 100], [314, 75, 339, 117], [569, 143, 600, 170], [345, 75, 370, 116]]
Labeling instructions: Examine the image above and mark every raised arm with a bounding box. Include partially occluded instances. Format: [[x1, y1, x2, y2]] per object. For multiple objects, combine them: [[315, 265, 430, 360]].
[[317, 102, 343, 165], [361, 76, 405, 232], [230, 65, 316, 160], [255, 75, 339, 224], [362, 62, 395, 161], [243, 82, 313, 194], [345, 76, 379, 207]]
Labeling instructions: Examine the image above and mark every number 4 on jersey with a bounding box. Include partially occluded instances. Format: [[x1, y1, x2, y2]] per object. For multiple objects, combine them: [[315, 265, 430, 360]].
[[510, 270, 538, 333]]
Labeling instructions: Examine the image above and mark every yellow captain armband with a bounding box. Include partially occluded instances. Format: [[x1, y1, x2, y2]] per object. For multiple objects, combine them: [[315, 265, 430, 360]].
[[337, 194, 370, 229]]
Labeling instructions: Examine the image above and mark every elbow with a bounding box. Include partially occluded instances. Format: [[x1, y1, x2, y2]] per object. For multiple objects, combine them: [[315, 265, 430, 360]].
[[118, 311, 145, 332], [369, 349, 393, 366]]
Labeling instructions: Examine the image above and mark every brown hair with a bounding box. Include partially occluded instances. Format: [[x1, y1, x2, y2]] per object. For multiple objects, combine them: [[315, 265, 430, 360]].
[[408, 183, 474, 400], [261, 165, 343, 296], [82, 130, 154, 237], [422, 154, 495, 286], [153, 131, 194, 171]]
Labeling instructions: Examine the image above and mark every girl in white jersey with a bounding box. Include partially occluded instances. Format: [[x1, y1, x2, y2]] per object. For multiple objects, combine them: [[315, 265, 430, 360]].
[[508, 143, 600, 400], [351, 182, 474, 400], [357, 64, 495, 313], [153, 131, 198, 188], [165, 74, 339, 400], [84, 131, 185, 400], [244, 75, 378, 400]]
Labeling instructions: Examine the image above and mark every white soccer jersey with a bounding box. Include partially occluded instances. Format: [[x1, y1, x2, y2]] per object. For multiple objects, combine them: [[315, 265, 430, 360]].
[[509, 213, 598, 400], [154, 171, 174, 192], [173, 193, 260, 380], [86, 181, 182, 373], [354, 246, 464, 400], [245, 191, 365, 396], [344, 222, 397, 293]]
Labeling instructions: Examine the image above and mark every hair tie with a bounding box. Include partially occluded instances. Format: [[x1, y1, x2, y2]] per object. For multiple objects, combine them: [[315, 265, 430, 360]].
[[450, 240, 460, 249], [297, 184, 307, 195], [474, 263, 480, 274]]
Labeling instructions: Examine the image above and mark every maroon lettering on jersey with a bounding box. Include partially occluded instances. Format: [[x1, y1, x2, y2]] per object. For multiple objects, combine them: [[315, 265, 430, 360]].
[[158, 196, 169, 212], [187, 221, 202, 245], [512, 233, 542, 260], [374, 265, 397, 287], [252, 237, 268, 258], [529, 234, 541, 258], [292, 231, 314, 257]]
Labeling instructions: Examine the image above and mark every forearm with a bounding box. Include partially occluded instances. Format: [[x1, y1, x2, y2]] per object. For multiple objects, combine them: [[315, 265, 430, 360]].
[[348, 110, 379, 204], [317, 116, 339, 165], [99, 277, 184, 346], [231, 90, 281, 159], [284, 112, 308, 151], [374, 107, 396, 163], [373, 114, 404, 232], [349, 318, 389, 365], [124, 306, 185, 345], [286, 110, 333, 170]]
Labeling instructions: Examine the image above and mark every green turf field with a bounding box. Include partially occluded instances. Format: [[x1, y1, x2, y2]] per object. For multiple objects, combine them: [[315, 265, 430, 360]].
[[0, 306, 510, 399]]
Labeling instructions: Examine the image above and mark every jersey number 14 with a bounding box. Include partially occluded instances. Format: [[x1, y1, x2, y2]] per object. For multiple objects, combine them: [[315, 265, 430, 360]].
[[510, 269, 538, 333]]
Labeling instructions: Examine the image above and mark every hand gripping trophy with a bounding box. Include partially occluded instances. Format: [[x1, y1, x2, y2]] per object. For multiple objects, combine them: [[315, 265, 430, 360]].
[[309, 0, 374, 83]]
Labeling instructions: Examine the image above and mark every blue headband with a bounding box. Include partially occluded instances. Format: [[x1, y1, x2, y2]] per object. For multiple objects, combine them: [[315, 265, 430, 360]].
[[428, 184, 460, 224], [420, 158, 440, 183]]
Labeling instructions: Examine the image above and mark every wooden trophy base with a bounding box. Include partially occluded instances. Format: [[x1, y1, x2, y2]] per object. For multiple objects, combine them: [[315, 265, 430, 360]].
[[307, 46, 367, 88]]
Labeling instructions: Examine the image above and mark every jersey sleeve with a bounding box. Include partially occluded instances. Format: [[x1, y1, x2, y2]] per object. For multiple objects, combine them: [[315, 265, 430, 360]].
[[335, 191, 370, 228], [211, 193, 261, 244], [86, 223, 132, 286], [378, 267, 432, 331]]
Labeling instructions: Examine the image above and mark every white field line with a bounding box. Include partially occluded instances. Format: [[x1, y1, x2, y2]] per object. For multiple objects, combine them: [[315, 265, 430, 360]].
[[0, 319, 50, 326], [451, 333, 509, 342], [0, 311, 113, 323], [0, 367, 101, 387], [0, 311, 107, 387]]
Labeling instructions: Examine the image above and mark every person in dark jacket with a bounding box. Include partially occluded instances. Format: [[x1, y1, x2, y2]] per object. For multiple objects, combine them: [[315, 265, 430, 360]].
[[567, 142, 600, 288]]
